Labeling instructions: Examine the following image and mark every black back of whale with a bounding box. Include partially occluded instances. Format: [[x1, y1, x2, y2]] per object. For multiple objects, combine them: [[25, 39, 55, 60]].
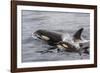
[[34, 28, 84, 45], [34, 30, 62, 45]]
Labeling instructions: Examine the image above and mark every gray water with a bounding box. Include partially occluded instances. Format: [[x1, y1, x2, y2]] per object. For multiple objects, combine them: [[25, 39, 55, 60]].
[[21, 10, 90, 62]]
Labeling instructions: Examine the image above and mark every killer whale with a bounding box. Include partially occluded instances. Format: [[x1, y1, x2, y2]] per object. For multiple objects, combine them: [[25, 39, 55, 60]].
[[34, 30, 62, 46], [56, 41, 89, 55], [32, 28, 89, 55]]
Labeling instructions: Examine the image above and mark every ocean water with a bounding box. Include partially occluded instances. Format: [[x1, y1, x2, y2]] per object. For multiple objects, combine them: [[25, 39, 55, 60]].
[[21, 10, 90, 62]]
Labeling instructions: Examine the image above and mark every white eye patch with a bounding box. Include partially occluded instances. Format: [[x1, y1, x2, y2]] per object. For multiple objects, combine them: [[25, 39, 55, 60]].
[[62, 44, 68, 48], [41, 35, 50, 40], [57, 45, 64, 49]]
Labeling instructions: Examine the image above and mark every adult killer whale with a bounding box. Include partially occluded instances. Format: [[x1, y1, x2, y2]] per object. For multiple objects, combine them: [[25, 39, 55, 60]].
[[32, 28, 89, 55]]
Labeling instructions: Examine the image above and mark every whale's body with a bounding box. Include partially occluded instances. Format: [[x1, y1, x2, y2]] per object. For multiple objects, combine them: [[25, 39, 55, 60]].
[[33, 30, 62, 46], [32, 28, 89, 55]]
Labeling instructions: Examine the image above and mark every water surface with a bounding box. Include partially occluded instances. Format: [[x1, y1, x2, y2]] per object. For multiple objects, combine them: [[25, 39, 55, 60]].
[[21, 10, 90, 62]]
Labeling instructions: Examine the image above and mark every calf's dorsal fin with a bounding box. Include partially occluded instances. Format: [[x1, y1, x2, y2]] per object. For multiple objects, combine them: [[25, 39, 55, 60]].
[[73, 28, 84, 42]]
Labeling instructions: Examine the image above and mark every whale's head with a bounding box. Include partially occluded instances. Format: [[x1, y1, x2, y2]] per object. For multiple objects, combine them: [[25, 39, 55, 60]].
[[57, 41, 69, 49], [33, 30, 50, 41], [32, 30, 41, 39], [56, 41, 79, 52]]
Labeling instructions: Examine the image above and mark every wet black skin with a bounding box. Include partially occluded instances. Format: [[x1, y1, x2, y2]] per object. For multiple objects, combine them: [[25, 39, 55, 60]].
[[73, 28, 84, 42], [34, 28, 84, 46], [34, 29, 89, 55], [34, 30, 62, 46], [34, 30, 62, 53], [56, 41, 78, 52]]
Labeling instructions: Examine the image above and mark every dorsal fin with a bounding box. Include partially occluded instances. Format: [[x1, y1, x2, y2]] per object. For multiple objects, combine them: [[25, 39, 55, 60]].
[[73, 28, 84, 42]]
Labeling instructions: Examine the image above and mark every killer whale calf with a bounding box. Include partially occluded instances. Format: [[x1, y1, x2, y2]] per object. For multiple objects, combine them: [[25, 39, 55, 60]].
[[32, 28, 89, 55]]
